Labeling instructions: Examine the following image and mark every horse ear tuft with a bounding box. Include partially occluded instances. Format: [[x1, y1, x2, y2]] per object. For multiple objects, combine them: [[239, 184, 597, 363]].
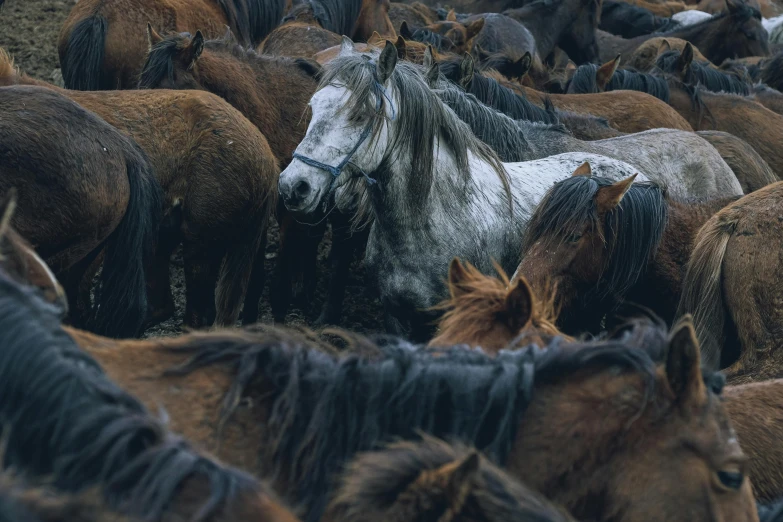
[[658, 38, 672, 55], [465, 17, 484, 40], [504, 277, 534, 334], [425, 61, 440, 86], [187, 31, 204, 66], [459, 53, 475, 89], [340, 35, 356, 56], [394, 35, 407, 58], [423, 44, 434, 68], [594, 174, 637, 213], [399, 20, 414, 39], [518, 52, 532, 76], [446, 8, 458, 21], [666, 316, 707, 407], [377, 40, 398, 84], [595, 55, 620, 91]]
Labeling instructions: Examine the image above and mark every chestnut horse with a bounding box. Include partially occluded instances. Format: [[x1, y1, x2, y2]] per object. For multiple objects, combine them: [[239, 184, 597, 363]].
[[326, 436, 577, 522], [0, 268, 300, 522], [58, 0, 286, 89], [1, 49, 279, 328], [677, 182, 783, 381], [140, 31, 322, 323], [429, 259, 567, 352], [515, 174, 738, 335], [0, 85, 163, 338]]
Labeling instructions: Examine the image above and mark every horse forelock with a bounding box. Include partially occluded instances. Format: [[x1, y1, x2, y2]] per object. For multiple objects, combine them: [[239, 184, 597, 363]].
[[522, 176, 668, 301], [0, 269, 268, 522], [569, 64, 670, 102]]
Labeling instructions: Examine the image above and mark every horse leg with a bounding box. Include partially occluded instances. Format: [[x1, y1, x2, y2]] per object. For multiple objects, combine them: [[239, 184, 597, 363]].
[[242, 232, 268, 326], [182, 240, 224, 329], [315, 224, 367, 326], [145, 217, 180, 327], [60, 246, 103, 329]]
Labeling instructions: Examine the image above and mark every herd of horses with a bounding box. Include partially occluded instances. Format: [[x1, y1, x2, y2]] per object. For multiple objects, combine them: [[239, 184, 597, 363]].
[[4, 0, 783, 519]]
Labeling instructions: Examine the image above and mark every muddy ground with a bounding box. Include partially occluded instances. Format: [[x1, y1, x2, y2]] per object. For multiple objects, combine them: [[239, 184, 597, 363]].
[[0, 0, 386, 337]]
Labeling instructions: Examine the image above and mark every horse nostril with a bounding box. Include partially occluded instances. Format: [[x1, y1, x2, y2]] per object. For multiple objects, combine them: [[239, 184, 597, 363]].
[[294, 180, 311, 198]]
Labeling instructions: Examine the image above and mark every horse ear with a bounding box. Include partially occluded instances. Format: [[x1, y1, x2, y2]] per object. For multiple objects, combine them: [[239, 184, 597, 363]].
[[399, 20, 414, 39], [425, 62, 440, 86], [594, 174, 637, 213], [369, 31, 383, 45], [658, 38, 672, 55], [186, 30, 204, 66], [0, 188, 18, 241], [340, 35, 356, 56], [394, 35, 407, 58], [474, 43, 489, 62], [677, 43, 694, 73], [146, 22, 163, 50], [377, 40, 398, 84], [465, 17, 484, 39], [446, 8, 458, 21], [504, 277, 535, 334], [666, 316, 707, 407], [595, 55, 620, 91], [459, 53, 475, 89], [510, 51, 532, 79], [448, 258, 471, 298], [572, 161, 592, 177], [725, 0, 744, 13], [423, 44, 434, 68]]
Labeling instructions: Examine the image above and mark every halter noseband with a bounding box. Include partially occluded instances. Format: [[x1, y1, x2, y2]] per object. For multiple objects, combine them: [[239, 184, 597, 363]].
[[292, 65, 396, 189]]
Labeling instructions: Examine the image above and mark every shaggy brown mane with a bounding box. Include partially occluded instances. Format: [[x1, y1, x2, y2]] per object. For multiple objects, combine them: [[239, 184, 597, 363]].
[[0, 49, 17, 81]]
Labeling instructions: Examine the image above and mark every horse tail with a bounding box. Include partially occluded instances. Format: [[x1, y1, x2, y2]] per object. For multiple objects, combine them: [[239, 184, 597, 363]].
[[60, 13, 108, 90], [91, 145, 163, 338], [676, 212, 737, 370], [214, 190, 276, 327]]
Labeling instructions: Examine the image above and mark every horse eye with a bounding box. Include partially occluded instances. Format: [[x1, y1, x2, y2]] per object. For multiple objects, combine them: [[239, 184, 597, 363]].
[[567, 233, 582, 244], [717, 470, 744, 490]]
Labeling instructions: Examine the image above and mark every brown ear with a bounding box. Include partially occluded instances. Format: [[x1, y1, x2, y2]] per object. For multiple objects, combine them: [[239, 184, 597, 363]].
[[0, 188, 18, 241], [517, 51, 532, 76], [504, 277, 535, 334], [448, 258, 471, 298], [446, 8, 458, 21], [658, 38, 672, 55], [185, 30, 205, 67], [725, 0, 744, 13], [399, 20, 414, 39], [666, 316, 707, 407], [459, 53, 475, 89], [594, 174, 637, 213], [465, 18, 484, 39], [394, 35, 407, 58], [369, 30, 383, 45], [377, 40, 398, 84], [565, 59, 577, 73], [572, 161, 592, 177], [146, 22, 163, 50], [595, 55, 620, 91], [677, 42, 694, 73]]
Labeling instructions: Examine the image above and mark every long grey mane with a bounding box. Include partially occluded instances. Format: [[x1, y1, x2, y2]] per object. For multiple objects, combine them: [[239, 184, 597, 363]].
[[320, 52, 509, 220]]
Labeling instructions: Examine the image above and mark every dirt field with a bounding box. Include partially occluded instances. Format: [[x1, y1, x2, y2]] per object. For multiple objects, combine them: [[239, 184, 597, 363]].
[[0, 0, 385, 337]]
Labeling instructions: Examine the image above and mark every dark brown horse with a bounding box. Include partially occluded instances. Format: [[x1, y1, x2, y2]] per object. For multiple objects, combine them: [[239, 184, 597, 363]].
[[259, 0, 395, 58], [400, 12, 485, 54], [515, 171, 738, 334], [429, 259, 567, 353], [596, 0, 769, 64], [0, 268, 300, 522], [2, 49, 279, 328], [388, 2, 438, 32], [327, 436, 577, 522], [140, 31, 323, 323], [58, 0, 285, 89], [677, 182, 783, 381], [0, 84, 163, 338], [70, 315, 759, 522]]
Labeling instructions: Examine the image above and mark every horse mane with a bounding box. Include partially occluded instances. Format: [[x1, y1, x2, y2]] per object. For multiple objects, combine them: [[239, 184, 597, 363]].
[[216, 0, 285, 45], [0, 269, 267, 522], [0, 48, 16, 81], [411, 27, 454, 51], [165, 316, 685, 522], [293, 0, 363, 36], [321, 51, 507, 214], [656, 49, 750, 95], [438, 58, 558, 123], [568, 64, 671, 102], [522, 176, 669, 301], [600, 0, 675, 35], [758, 50, 783, 90], [329, 436, 575, 522]]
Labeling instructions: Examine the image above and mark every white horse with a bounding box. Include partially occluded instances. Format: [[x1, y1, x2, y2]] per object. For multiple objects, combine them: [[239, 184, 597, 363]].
[[278, 40, 656, 337]]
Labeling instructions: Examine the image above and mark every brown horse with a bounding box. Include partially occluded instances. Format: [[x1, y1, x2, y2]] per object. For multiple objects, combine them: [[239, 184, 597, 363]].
[[677, 182, 783, 381], [0, 270, 300, 522], [595, 0, 769, 64], [140, 31, 323, 323], [429, 259, 567, 353], [1, 49, 280, 329], [627, 37, 713, 70], [66, 313, 759, 522], [58, 0, 286, 89], [326, 436, 577, 522], [259, 0, 395, 58], [0, 84, 163, 338], [400, 12, 485, 54], [515, 170, 738, 334], [388, 2, 438, 32]]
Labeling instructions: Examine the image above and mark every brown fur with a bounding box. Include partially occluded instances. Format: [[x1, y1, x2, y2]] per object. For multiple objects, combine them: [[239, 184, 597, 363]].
[[429, 259, 568, 353], [1, 51, 280, 328], [388, 2, 438, 32], [677, 182, 783, 381], [619, 0, 693, 16], [409, 18, 485, 54], [696, 131, 779, 192], [628, 37, 713, 70]]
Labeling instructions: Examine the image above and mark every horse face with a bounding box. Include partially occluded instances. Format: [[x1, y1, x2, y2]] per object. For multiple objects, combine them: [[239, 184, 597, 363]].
[[278, 83, 390, 216], [558, 0, 601, 64]]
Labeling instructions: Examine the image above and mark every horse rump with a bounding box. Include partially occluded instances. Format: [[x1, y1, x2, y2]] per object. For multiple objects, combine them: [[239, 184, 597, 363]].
[[60, 14, 108, 90]]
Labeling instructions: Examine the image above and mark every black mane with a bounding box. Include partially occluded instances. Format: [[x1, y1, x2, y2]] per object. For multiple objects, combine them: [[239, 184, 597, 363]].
[[522, 176, 669, 301], [286, 0, 363, 36], [656, 49, 751, 95], [217, 0, 285, 46], [166, 318, 684, 522], [0, 269, 263, 521], [568, 64, 671, 102], [439, 59, 557, 123]]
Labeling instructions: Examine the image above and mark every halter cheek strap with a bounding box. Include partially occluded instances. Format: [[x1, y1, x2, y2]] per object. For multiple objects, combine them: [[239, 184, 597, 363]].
[[292, 74, 396, 188]]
